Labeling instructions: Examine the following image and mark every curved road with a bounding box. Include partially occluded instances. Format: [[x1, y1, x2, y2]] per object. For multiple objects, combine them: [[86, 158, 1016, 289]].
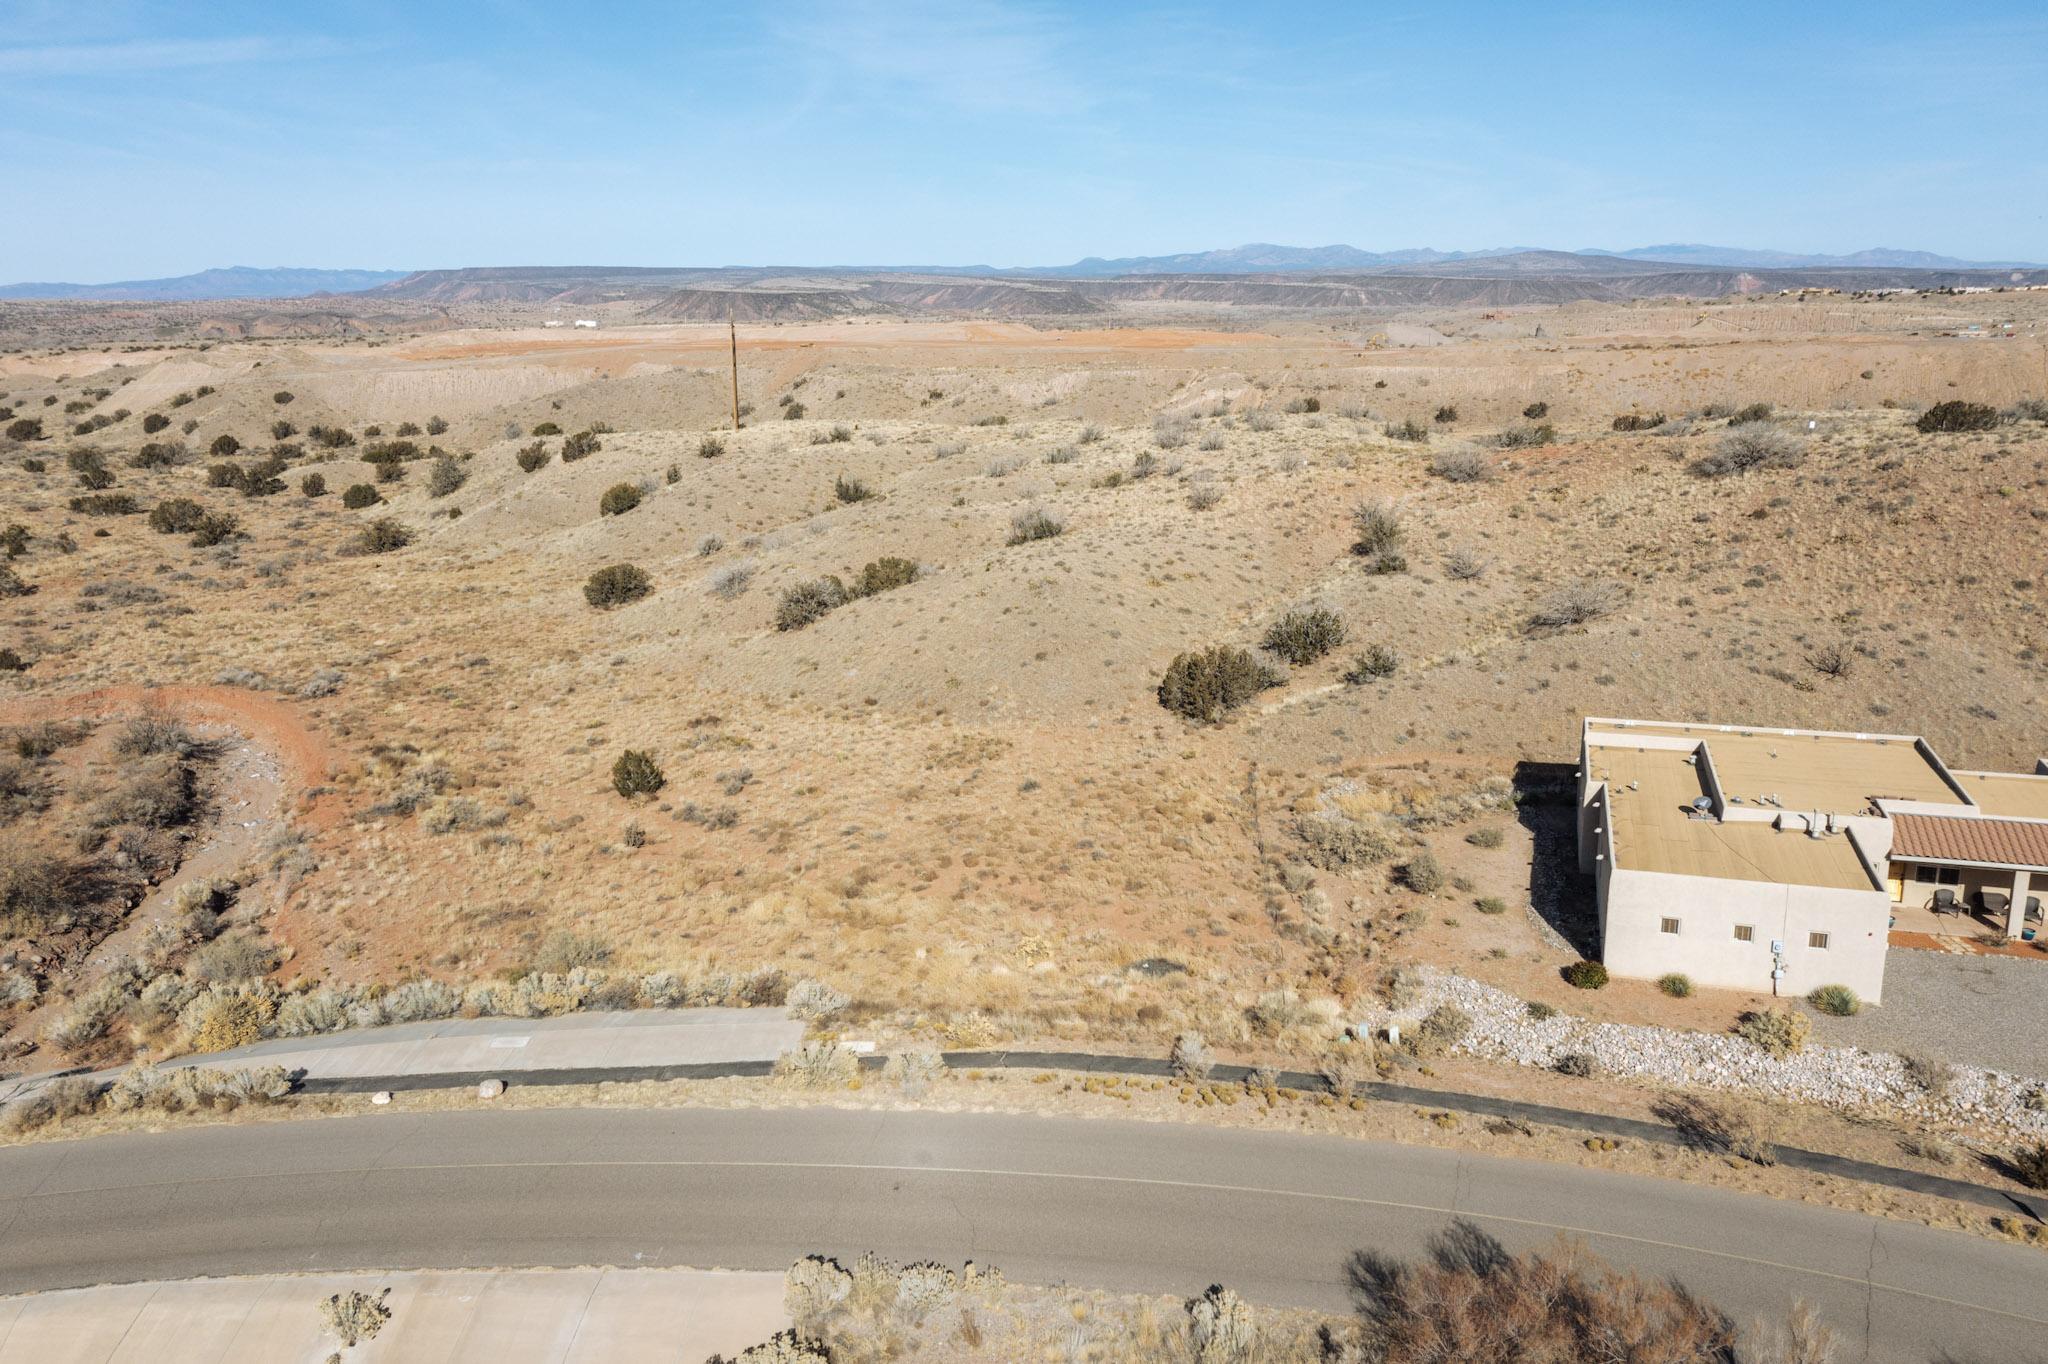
[[0, 1109, 2041, 1364]]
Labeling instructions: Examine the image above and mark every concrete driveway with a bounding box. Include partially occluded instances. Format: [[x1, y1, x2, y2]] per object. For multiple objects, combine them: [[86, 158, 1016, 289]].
[[0, 1268, 783, 1363]]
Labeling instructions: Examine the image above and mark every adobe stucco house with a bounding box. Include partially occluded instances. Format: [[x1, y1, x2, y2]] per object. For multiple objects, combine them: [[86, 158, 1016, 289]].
[[1577, 718, 2048, 1004]]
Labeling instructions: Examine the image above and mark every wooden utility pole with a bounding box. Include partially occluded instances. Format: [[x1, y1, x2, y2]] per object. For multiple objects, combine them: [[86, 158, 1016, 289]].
[[728, 315, 741, 430]]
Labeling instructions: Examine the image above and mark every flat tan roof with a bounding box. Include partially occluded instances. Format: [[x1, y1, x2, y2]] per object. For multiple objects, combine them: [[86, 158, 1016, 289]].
[[1588, 722, 1963, 813], [1590, 743, 1880, 890], [1954, 771, 2048, 821]]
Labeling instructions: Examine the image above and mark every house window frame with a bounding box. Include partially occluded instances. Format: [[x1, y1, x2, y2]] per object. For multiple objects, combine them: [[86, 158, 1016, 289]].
[[1659, 917, 1681, 935], [1733, 924, 1754, 943], [1808, 931, 1831, 950]]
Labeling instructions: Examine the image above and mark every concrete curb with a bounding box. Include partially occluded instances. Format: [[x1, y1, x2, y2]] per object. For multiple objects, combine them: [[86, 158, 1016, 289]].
[[286, 1047, 2046, 1223]]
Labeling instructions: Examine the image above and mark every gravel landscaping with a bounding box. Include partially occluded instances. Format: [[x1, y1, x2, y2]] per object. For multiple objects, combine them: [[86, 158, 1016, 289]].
[[1379, 968, 2048, 1141], [1808, 948, 2048, 1078]]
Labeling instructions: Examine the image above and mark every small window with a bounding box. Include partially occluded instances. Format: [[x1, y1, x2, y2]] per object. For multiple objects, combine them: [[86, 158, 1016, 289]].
[[1913, 865, 1936, 884], [1939, 866, 1961, 885], [1808, 931, 1830, 950], [1733, 924, 1754, 942], [1660, 917, 1681, 935]]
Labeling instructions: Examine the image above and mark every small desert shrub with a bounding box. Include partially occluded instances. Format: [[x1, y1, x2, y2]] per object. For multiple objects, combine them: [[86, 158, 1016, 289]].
[[1410, 1002, 1469, 1057], [697, 435, 725, 458], [1494, 422, 1556, 449], [1555, 1052, 1595, 1077], [584, 563, 652, 608], [1296, 812, 1395, 868], [1522, 401, 1549, 418], [1188, 1284, 1257, 1361], [1434, 404, 1459, 423], [1657, 973, 1693, 998], [148, 497, 207, 534], [532, 929, 613, 973], [1915, 400, 1999, 433], [1158, 645, 1281, 721], [349, 518, 412, 555], [786, 978, 851, 1021], [1383, 418, 1429, 443], [1527, 579, 1624, 631], [598, 482, 642, 516], [0, 839, 83, 936], [185, 933, 279, 984], [1693, 426, 1805, 477], [532, 421, 562, 436], [850, 556, 919, 597], [68, 492, 139, 515], [2009, 1142, 2048, 1191], [833, 474, 875, 503], [1401, 850, 1445, 894], [1350, 497, 1404, 560], [131, 440, 186, 467], [427, 456, 467, 498], [1170, 1031, 1215, 1079], [142, 412, 170, 434], [1899, 1049, 1955, 1099], [774, 1041, 859, 1088], [1152, 415, 1191, 448], [1807, 984, 1859, 1016], [1187, 484, 1223, 510], [1465, 825, 1505, 850], [1006, 507, 1064, 544], [708, 561, 757, 599], [1736, 1006, 1811, 1057], [300, 472, 326, 497], [1654, 1094, 1777, 1166], [182, 987, 276, 1052], [1429, 448, 1496, 482], [1563, 960, 1608, 990], [341, 482, 381, 508], [188, 511, 239, 547], [515, 440, 550, 472], [1343, 644, 1399, 683], [320, 1289, 393, 1348], [1610, 412, 1667, 432], [561, 429, 601, 460], [775, 577, 849, 631], [612, 749, 665, 797], [1475, 895, 1507, 914], [1261, 607, 1344, 665]]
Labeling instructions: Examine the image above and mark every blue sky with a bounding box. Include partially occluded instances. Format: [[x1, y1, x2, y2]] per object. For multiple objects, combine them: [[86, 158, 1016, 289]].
[[1, 0, 2043, 279]]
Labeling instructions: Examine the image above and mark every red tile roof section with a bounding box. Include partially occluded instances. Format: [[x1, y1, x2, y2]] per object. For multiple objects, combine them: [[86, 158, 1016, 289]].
[[1890, 813, 2048, 868]]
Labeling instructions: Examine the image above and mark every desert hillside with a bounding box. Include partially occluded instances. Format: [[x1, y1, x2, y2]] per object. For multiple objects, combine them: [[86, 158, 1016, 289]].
[[2, 289, 2044, 1064]]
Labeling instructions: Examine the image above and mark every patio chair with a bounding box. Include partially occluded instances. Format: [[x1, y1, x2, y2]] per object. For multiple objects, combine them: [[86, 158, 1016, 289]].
[[1979, 890, 2010, 919], [1929, 887, 1957, 915]]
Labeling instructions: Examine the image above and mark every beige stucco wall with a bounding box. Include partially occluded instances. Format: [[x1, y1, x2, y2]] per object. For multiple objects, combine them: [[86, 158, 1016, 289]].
[[1600, 867, 1889, 1003]]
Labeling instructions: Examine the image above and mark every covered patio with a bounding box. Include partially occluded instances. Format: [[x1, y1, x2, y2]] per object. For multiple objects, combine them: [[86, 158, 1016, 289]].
[[1886, 812, 2048, 943]]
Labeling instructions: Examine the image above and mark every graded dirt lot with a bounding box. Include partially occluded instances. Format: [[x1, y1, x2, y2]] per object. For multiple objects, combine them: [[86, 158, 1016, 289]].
[[2, 291, 2045, 1131]]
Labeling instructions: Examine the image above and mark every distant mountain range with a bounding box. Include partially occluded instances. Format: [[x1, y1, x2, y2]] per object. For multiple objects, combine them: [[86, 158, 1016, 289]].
[[1019, 242, 2047, 276], [4, 245, 2043, 302], [0, 266, 410, 301]]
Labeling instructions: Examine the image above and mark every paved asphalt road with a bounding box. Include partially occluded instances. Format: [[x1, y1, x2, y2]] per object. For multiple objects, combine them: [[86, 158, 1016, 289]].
[[0, 1109, 2041, 1364]]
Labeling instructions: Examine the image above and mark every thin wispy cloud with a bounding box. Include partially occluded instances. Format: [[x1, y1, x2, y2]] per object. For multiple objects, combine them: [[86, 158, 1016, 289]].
[[770, 0, 1093, 115], [0, 36, 330, 76]]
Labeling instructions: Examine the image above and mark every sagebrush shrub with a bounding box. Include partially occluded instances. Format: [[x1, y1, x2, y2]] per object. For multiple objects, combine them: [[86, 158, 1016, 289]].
[[1006, 507, 1064, 544], [599, 482, 642, 516], [851, 556, 918, 597], [1158, 645, 1280, 721], [1343, 645, 1399, 682], [148, 497, 207, 533], [1564, 960, 1608, 989], [775, 577, 848, 631], [612, 749, 665, 797], [1915, 400, 1999, 433], [1261, 607, 1344, 664], [584, 563, 651, 608], [427, 455, 467, 497], [1736, 1006, 1811, 1057], [1693, 426, 1805, 477], [562, 429, 601, 460], [341, 482, 381, 508], [349, 518, 411, 555], [515, 440, 550, 472]]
